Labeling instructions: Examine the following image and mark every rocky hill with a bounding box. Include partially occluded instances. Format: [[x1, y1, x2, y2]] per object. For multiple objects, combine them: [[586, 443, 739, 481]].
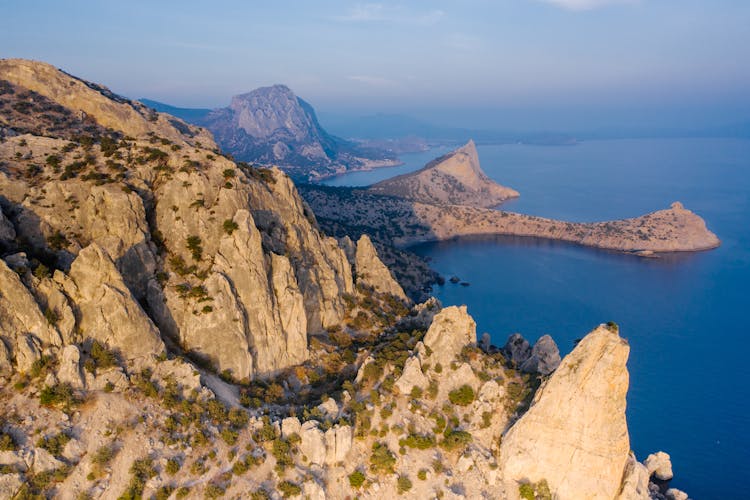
[[0, 59, 688, 499], [369, 140, 519, 208], [195, 85, 397, 181]]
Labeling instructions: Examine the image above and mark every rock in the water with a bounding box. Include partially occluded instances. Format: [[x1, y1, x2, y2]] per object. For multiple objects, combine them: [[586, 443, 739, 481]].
[[502, 333, 531, 365], [618, 453, 651, 500], [67, 244, 164, 360], [355, 234, 407, 301], [500, 325, 631, 500], [422, 305, 477, 368], [645, 451, 674, 481], [666, 488, 689, 500], [520, 334, 561, 375], [56, 345, 85, 389]]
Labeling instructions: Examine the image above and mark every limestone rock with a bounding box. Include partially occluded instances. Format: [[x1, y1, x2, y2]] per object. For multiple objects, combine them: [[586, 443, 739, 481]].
[[299, 421, 326, 466], [15, 334, 42, 374], [56, 345, 85, 389], [317, 397, 339, 420], [502, 333, 531, 366], [0, 337, 12, 376], [422, 306, 477, 369], [666, 488, 689, 500], [617, 453, 650, 500], [281, 417, 302, 438], [67, 244, 164, 360], [355, 234, 407, 301], [398, 297, 442, 331], [394, 355, 428, 395], [500, 325, 631, 500], [520, 335, 561, 375], [0, 258, 62, 352], [32, 448, 64, 473], [33, 277, 77, 345], [645, 451, 673, 481], [0, 473, 23, 499], [324, 424, 352, 465]]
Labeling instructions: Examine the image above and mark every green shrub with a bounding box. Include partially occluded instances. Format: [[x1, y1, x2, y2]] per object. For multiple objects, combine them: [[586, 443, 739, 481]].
[[399, 433, 436, 450], [410, 386, 423, 399], [0, 430, 16, 451], [348, 470, 366, 489], [165, 457, 181, 476], [186, 235, 203, 261], [205, 482, 227, 499], [440, 430, 473, 452], [36, 432, 70, 457], [417, 468, 428, 480], [223, 219, 239, 235], [397, 475, 412, 494], [40, 383, 79, 411], [278, 480, 301, 498], [369, 442, 396, 475], [90, 340, 118, 370], [519, 483, 535, 500], [448, 385, 475, 406]]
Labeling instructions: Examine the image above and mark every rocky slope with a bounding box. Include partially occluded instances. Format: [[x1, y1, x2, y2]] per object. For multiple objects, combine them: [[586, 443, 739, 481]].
[[0, 58, 407, 382], [197, 85, 397, 181], [369, 140, 519, 208], [0, 59, 689, 500]]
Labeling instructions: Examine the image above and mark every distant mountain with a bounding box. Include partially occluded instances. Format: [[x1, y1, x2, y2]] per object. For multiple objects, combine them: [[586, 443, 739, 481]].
[[143, 87, 397, 181]]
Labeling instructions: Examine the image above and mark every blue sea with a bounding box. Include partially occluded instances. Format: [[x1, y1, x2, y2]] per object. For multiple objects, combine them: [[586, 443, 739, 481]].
[[323, 138, 750, 498]]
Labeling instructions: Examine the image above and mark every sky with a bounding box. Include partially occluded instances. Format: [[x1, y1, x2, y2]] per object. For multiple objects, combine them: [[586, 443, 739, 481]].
[[2, 0, 749, 131]]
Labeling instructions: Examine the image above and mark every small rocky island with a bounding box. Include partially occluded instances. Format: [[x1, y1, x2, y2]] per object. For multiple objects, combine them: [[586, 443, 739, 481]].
[[302, 140, 720, 254], [0, 59, 690, 499]]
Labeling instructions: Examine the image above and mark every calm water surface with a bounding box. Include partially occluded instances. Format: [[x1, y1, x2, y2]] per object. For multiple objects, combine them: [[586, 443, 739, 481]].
[[327, 138, 750, 498]]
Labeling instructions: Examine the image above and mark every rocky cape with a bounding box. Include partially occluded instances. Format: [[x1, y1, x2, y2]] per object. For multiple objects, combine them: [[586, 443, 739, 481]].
[[0, 59, 689, 499], [369, 140, 519, 208], [301, 141, 720, 254], [154, 85, 398, 182]]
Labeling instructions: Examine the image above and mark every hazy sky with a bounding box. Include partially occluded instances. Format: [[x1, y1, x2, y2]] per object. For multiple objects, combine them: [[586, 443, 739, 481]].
[[2, 0, 749, 130]]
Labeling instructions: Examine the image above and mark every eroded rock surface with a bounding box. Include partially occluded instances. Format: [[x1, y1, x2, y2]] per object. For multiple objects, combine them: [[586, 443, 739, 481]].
[[500, 325, 631, 499]]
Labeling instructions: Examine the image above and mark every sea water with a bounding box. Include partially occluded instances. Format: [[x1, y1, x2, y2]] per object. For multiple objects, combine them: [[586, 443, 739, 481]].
[[325, 138, 750, 498]]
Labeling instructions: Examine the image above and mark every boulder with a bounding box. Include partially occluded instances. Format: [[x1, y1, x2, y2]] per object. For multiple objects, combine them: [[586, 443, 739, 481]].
[[324, 425, 352, 465], [299, 421, 326, 466], [618, 453, 650, 500], [394, 355, 428, 395], [500, 325, 632, 500], [422, 306, 476, 369], [56, 345, 85, 389], [67, 244, 164, 360], [354, 234, 407, 301], [0, 258, 62, 350], [15, 334, 42, 374], [31, 448, 64, 473], [281, 417, 302, 438], [0, 473, 23, 499], [520, 335, 561, 375], [502, 333, 531, 366], [645, 451, 674, 481], [666, 488, 689, 500]]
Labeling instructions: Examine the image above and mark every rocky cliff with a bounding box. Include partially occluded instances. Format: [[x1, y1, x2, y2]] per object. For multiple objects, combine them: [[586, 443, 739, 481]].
[[369, 139, 519, 208], [197, 84, 397, 181], [0, 58, 405, 381], [0, 59, 688, 500]]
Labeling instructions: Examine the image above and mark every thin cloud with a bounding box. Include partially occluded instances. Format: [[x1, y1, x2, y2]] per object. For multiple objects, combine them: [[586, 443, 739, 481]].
[[346, 75, 398, 87], [334, 3, 444, 25], [444, 33, 482, 51], [539, 0, 640, 10]]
